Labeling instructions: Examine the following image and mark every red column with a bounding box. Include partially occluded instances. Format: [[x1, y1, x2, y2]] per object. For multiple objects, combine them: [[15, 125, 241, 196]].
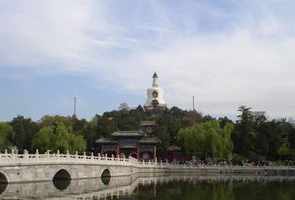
[[137, 144, 140, 160], [153, 145, 157, 161], [101, 145, 104, 154], [116, 144, 120, 157]]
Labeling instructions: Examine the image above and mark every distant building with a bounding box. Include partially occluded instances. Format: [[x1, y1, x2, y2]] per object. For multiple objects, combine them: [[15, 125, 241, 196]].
[[288, 117, 295, 126], [95, 121, 160, 161], [144, 72, 167, 111], [252, 111, 266, 117], [118, 102, 130, 111]]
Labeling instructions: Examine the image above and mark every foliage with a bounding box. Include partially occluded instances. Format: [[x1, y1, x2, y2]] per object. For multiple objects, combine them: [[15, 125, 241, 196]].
[[177, 121, 234, 160], [3, 105, 295, 162], [10, 116, 38, 152], [0, 122, 14, 150], [32, 122, 86, 153]]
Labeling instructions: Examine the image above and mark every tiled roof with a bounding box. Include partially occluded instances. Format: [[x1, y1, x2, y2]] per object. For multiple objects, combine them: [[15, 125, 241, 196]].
[[95, 138, 118, 144], [140, 121, 156, 126], [139, 137, 161, 144], [111, 131, 144, 137], [167, 145, 181, 151]]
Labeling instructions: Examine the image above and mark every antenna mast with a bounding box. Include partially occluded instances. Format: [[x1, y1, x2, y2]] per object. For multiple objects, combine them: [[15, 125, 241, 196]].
[[73, 96, 77, 117], [193, 96, 195, 111]]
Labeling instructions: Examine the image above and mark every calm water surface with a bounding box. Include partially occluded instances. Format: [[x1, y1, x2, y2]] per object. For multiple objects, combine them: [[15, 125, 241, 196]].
[[1, 175, 295, 199]]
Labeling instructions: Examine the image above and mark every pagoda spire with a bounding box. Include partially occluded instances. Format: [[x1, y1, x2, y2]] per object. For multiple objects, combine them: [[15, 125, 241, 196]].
[[152, 72, 159, 87]]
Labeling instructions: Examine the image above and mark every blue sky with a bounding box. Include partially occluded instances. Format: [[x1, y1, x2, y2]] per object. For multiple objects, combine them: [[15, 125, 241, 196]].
[[1, 0, 295, 121]]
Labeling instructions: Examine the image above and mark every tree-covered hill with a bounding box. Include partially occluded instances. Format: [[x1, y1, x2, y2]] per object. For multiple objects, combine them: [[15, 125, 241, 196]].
[[1, 105, 295, 162]]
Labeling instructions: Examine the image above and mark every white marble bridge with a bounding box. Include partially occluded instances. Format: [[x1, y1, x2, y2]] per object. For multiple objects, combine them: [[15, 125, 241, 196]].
[[0, 150, 187, 183], [1, 150, 295, 184]]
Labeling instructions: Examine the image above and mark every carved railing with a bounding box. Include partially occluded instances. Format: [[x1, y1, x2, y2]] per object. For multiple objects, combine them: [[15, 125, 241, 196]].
[[0, 149, 173, 168], [1, 149, 293, 171]]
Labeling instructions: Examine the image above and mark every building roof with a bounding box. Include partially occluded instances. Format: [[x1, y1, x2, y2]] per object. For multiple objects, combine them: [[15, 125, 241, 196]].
[[140, 121, 156, 127], [120, 145, 137, 149], [153, 72, 158, 78], [139, 137, 161, 144], [167, 145, 181, 151], [96, 138, 118, 144], [111, 131, 144, 137]]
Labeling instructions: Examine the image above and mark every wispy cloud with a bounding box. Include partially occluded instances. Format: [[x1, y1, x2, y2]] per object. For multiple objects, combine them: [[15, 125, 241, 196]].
[[1, 0, 295, 119]]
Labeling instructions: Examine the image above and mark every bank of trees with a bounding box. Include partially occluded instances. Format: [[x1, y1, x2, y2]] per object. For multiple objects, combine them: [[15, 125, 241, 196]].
[[177, 121, 234, 160], [0, 105, 294, 161]]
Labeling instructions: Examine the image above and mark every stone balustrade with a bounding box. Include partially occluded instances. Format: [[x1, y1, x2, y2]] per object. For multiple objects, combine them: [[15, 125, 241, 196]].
[[0, 149, 172, 169]]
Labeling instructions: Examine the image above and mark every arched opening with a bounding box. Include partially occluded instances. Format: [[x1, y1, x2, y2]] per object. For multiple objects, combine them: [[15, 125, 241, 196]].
[[53, 169, 71, 191], [0, 172, 8, 194], [101, 169, 111, 185]]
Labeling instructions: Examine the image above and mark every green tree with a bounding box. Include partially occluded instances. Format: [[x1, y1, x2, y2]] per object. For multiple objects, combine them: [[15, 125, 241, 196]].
[[32, 122, 86, 153], [232, 106, 256, 157], [32, 126, 53, 153], [0, 122, 14, 150], [10, 116, 38, 152], [177, 121, 233, 160]]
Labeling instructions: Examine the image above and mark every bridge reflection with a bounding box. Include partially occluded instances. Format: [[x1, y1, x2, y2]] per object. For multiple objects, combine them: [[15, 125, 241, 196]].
[[1, 174, 295, 199]]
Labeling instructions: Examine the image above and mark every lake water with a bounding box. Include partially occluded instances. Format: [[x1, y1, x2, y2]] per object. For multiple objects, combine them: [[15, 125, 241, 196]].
[[1, 175, 295, 199]]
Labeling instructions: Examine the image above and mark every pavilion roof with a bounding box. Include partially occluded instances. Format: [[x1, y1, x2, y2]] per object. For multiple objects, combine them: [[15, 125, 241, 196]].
[[140, 121, 156, 126], [167, 145, 181, 151], [95, 138, 118, 144], [111, 131, 144, 137], [139, 137, 161, 144]]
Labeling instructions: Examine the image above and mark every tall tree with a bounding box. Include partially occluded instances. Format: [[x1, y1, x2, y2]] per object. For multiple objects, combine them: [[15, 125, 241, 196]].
[[232, 106, 256, 157], [10, 116, 38, 152], [177, 121, 233, 160], [0, 122, 14, 150]]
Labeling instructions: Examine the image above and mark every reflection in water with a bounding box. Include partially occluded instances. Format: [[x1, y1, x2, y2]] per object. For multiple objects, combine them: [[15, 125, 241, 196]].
[[1, 175, 295, 199], [133, 178, 295, 200]]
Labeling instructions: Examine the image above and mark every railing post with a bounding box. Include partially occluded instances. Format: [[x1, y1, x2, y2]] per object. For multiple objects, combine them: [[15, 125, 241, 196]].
[[111, 154, 114, 161], [35, 149, 39, 160], [66, 150, 70, 158], [11, 149, 15, 159], [91, 152, 94, 160], [75, 151, 78, 159], [4, 149, 8, 158], [57, 150, 60, 160], [83, 152, 86, 160], [24, 149, 29, 160], [46, 150, 50, 158], [98, 153, 101, 160]]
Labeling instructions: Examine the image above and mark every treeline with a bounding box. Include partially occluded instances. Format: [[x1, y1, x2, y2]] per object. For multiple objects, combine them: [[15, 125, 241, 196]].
[[0, 105, 295, 162]]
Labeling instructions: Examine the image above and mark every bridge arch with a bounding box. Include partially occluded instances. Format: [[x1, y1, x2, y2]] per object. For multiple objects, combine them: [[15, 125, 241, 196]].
[[101, 168, 111, 185], [52, 169, 71, 191], [101, 168, 111, 178], [53, 169, 71, 181], [0, 172, 8, 195], [0, 172, 8, 184]]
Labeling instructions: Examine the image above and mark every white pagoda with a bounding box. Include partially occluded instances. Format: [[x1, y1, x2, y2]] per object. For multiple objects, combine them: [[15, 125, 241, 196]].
[[144, 72, 167, 111]]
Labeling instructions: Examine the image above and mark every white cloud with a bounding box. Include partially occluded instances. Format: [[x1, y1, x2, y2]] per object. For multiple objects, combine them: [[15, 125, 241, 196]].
[[1, 0, 295, 119]]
